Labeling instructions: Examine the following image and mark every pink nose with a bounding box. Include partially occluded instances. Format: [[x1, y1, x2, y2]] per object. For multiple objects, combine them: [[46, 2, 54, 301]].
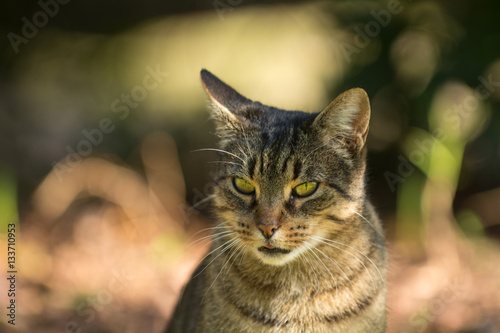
[[258, 223, 279, 239]]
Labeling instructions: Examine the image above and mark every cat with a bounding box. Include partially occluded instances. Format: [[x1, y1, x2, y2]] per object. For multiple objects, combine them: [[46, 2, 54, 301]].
[[165, 69, 387, 333]]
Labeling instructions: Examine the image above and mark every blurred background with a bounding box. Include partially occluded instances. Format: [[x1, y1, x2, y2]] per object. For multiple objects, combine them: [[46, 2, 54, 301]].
[[0, 0, 499, 332]]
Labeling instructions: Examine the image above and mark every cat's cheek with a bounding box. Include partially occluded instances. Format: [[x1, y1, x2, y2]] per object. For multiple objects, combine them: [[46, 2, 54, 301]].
[[338, 202, 360, 220]]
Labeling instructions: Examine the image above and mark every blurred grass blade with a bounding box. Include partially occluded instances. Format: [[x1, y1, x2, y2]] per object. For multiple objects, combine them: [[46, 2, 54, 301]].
[[0, 167, 18, 233]]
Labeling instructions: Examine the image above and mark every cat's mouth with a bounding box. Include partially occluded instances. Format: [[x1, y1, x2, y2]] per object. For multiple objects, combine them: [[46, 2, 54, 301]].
[[257, 246, 291, 256]]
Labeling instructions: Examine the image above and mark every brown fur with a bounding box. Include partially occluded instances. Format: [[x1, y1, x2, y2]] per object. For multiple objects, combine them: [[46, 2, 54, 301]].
[[166, 70, 387, 333]]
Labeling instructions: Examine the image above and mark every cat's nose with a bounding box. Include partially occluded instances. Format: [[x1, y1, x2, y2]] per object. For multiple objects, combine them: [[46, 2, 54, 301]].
[[258, 222, 280, 239]]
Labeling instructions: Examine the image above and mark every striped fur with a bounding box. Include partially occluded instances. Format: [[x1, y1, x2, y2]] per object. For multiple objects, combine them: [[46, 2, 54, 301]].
[[166, 70, 387, 333]]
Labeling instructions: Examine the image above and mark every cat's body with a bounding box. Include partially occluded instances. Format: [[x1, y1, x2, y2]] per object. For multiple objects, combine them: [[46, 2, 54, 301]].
[[166, 70, 387, 333]]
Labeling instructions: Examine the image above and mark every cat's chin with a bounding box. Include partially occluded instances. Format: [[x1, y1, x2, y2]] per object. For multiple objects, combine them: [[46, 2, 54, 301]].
[[253, 247, 299, 266]]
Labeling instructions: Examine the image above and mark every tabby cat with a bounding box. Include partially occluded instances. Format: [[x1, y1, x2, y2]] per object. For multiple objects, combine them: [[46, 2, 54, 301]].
[[166, 69, 387, 333]]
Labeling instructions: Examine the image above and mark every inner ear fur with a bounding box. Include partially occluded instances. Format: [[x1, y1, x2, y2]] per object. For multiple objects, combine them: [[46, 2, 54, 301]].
[[200, 69, 253, 136], [313, 88, 371, 152]]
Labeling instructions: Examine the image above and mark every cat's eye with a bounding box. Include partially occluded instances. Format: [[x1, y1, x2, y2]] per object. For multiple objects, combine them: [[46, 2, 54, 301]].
[[293, 182, 318, 197], [233, 178, 255, 195]]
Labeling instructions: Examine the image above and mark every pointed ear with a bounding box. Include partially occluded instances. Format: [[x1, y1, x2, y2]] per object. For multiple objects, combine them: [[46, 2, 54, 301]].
[[313, 88, 371, 153], [200, 69, 252, 136]]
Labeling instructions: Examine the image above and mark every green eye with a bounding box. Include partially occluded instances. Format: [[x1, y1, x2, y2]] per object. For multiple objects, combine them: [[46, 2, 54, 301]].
[[293, 182, 318, 197], [233, 178, 255, 194]]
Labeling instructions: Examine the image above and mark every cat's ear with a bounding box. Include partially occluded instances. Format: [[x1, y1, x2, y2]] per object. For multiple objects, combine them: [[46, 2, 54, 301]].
[[200, 69, 252, 136], [313, 88, 370, 153]]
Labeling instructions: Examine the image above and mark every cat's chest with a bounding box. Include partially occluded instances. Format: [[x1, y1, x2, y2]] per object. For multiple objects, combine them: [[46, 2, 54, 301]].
[[215, 261, 341, 312], [203, 267, 384, 333], [203, 285, 360, 333]]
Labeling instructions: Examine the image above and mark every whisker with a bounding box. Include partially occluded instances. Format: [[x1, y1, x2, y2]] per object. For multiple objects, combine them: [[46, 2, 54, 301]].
[[185, 223, 227, 245], [207, 161, 242, 167], [238, 247, 246, 266], [307, 241, 359, 298], [194, 237, 239, 278], [192, 148, 246, 164], [201, 240, 243, 303], [188, 223, 226, 240], [350, 208, 385, 239], [189, 194, 217, 211], [299, 250, 319, 295], [242, 132, 253, 161], [186, 230, 234, 249], [304, 142, 333, 161], [223, 242, 245, 281], [235, 143, 249, 161], [304, 242, 339, 299], [311, 236, 381, 292]]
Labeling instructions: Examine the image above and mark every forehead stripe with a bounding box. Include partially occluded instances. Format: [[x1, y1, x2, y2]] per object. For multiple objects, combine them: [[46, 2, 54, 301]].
[[248, 156, 257, 179], [293, 160, 302, 180], [327, 182, 353, 201], [280, 151, 292, 175]]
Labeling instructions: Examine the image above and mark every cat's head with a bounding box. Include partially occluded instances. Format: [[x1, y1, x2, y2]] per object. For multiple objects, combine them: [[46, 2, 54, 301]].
[[201, 69, 371, 266]]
